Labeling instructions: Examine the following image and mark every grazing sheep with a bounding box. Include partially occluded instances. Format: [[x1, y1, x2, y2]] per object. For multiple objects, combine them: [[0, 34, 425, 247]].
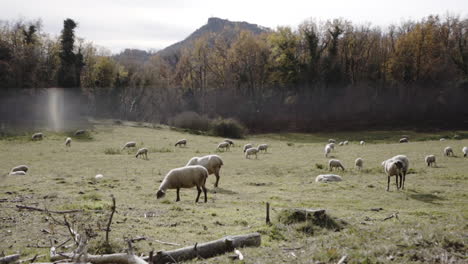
[[360, 140, 365, 145], [224, 139, 234, 146], [9, 171, 26, 176], [399, 138, 409, 143], [463, 146, 467, 157], [175, 139, 187, 147], [186, 155, 223, 187], [338, 142, 344, 146], [245, 147, 259, 159], [355, 158, 364, 170], [326, 143, 335, 150], [135, 148, 148, 159], [156, 165, 208, 203], [382, 155, 409, 190], [122, 141, 136, 150], [329, 159, 345, 171], [31, 132, 43, 141], [65, 137, 72, 147], [328, 139, 336, 143], [11, 165, 28, 173], [243, 143, 253, 153], [440, 138, 446, 141], [258, 144, 268, 153], [75, 130, 86, 136], [324, 145, 332, 158], [315, 174, 342, 182], [95, 174, 104, 179], [444, 147, 454, 156], [425, 155, 436, 167], [217, 142, 230, 151], [344, 140, 349, 145]]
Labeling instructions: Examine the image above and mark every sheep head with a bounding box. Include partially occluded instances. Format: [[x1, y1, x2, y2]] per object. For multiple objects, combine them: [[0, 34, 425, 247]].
[[156, 190, 166, 199]]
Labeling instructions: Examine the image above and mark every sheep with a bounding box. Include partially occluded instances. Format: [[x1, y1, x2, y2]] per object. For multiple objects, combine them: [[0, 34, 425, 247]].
[[355, 158, 364, 170], [243, 143, 253, 153], [440, 138, 446, 141], [444, 146, 454, 156], [463, 146, 467, 157], [156, 165, 208, 203], [175, 139, 187, 147], [329, 159, 345, 171], [122, 141, 136, 150], [245, 147, 259, 159], [11, 165, 28, 173], [186, 155, 223, 187], [217, 142, 230, 151], [65, 137, 72, 147], [9, 171, 26, 176], [315, 174, 342, 182], [75, 130, 86, 136], [328, 139, 336, 143], [338, 142, 344, 146], [135, 147, 148, 159], [382, 155, 409, 190], [425, 155, 436, 167], [343, 140, 349, 145], [324, 145, 332, 158], [95, 174, 104, 179], [31, 132, 43, 141], [399, 138, 409, 143], [360, 140, 365, 145], [326, 143, 335, 150], [224, 139, 234, 146], [258, 144, 268, 153]]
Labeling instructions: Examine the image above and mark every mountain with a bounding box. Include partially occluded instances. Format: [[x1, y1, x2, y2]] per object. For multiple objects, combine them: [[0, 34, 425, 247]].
[[112, 49, 153, 69], [157, 17, 270, 65]]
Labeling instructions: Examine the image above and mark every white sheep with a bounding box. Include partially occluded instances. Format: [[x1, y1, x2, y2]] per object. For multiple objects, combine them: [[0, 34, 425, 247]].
[[156, 165, 208, 203], [440, 138, 446, 141], [75, 130, 86, 136], [382, 155, 409, 190], [217, 142, 230, 151], [95, 174, 104, 179], [122, 141, 136, 150], [360, 140, 365, 145], [326, 143, 335, 150], [355, 158, 364, 170], [329, 159, 345, 171], [245, 147, 259, 159], [11, 165, 28, 173], [135, 147, 148, 159], [65, 137, 72, 147], [444, 147, 454, 156], [9, 171, 26, 176], [224, 139, 234, 146], [338, 142, 344, 146], [31, 132, 43, 141], [399, 138, 409, 143], [463, 146, 467, 157], [344, 140, 349, 145], [328, 139, 336, 143], [243, 143, 253, 153], [186, 155, 223, 187], [258, 144, 268, 153], [175, 139, 187, 147], [324, 145, 332, 158], [425, 155, 436, 167], [315, 174, 342, 182]]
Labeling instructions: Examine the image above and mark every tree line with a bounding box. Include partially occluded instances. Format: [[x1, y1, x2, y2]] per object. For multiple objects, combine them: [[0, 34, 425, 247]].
[[0, 15, 467, 131]]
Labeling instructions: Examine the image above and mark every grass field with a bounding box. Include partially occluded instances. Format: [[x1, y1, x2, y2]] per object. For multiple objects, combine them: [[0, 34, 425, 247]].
[[1, 122, 467, 263]]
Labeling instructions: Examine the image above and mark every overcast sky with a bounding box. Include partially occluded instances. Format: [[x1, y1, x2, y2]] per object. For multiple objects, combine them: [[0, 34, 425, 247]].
[[1, 0, 467, 53]]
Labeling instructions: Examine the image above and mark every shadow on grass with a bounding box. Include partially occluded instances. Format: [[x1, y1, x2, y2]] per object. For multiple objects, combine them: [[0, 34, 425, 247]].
[[208, 187, 238, 195], [409, 193, 445, 203]]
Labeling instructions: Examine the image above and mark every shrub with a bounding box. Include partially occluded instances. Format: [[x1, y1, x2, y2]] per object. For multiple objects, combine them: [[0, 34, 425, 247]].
[[171, 111, 211, 132], [210, 118, 246, 139]]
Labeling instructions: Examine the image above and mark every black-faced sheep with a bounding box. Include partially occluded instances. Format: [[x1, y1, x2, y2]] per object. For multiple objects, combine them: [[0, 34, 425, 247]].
[[329, 159, 345, 171], [224, 139, 234, 146], [175, 139, 187, 147], [65, 137, 71, 147], [186, 155, 223, 187], [258, 144, 268, 153], [444, 147, 454, 156], [217, 142, 230, 151], [245, 147, 259, 159], [382, 155, 409, 190], [463, 146, 467, 157], [122, 141, 136, 150], [425, 155, 436, 167], [355, 158, 363, 170], [32, 133, 43, 141], [243, 143, 253, 153], [135, 148, 148, 159], [156, 165, 208, 203]]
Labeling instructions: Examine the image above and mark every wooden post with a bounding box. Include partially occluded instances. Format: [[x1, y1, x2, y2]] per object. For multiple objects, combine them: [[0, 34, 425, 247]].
[[266, 202, 271, 224]]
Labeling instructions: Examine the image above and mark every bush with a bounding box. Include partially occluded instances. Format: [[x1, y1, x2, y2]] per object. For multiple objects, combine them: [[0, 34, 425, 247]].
[[171, 111, 211, 132], [210, 118, 246, 139]]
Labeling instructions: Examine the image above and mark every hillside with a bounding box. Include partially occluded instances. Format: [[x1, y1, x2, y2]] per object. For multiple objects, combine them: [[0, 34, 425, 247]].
[[156, 17, 270, 65]]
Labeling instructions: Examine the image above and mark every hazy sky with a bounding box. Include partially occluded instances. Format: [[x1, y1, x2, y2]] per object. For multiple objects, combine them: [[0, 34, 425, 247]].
[[1, 0, 467, 53]]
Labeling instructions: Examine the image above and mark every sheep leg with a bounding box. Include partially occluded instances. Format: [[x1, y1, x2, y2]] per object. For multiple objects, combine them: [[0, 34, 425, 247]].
[[387, 176, 390, 191], [195, 186, 201, 203], [176, 188, 181, 202], [401, 173, 406, 190], [202, 186, 207, 203], [214, 171, 220, 188], [395, 175, 399, 190]]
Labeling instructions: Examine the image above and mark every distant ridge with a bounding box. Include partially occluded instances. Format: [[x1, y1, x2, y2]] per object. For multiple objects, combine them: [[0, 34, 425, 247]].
[[157, 17, 270, 65]]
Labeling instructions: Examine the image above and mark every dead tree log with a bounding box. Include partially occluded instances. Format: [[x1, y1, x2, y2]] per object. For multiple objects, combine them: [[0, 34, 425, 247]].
[[152, 232, 261, 264], [0, 254, 20, 264]]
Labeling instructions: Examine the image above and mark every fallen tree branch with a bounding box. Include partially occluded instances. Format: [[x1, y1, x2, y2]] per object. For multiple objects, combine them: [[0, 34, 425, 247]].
[[152, 239, 180, 247], [18, 254, 45, 263], [0, 254, 20, 264], [383, 212, 399, 221], [152, 233, 261, 264], [16, 205, 82, 214]]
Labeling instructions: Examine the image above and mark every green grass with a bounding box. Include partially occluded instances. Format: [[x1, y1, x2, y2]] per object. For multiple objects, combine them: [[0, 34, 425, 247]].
[[0, 124, 467, 263]]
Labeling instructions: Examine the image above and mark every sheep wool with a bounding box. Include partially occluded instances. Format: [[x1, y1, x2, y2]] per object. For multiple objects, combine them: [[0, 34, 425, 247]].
[[245, 147, 259, 159], [355, 158, 364, 170], [329, 159, 345, 171], [186, 155, 224, 187], [425, 155, 436, 167], [243, 143, 253, 153], [156, 165, 208, 202]]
